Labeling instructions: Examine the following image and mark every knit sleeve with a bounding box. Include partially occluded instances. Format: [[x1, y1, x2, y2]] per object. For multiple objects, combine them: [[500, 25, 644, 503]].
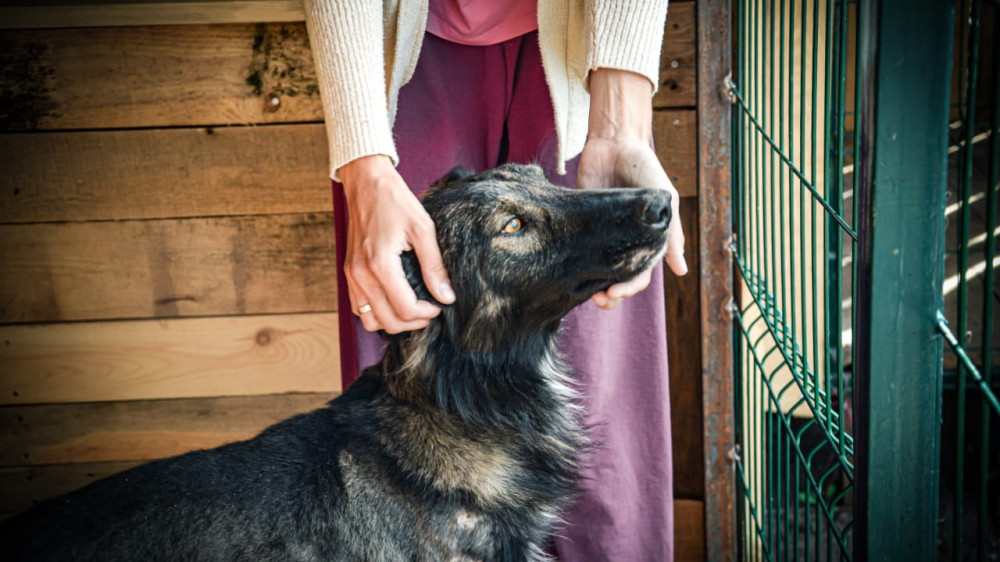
[[585, 0, 669, 93], [303, 0, 398, 181]]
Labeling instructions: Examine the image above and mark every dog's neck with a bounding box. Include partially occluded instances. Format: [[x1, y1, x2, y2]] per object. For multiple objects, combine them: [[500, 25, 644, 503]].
[[378, 319, 575, 434], [362, 320, 584, 511]]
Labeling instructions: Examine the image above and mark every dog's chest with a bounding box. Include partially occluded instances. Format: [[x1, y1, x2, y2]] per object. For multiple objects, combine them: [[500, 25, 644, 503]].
[[427, 507, 492, 560], [425, 504, 554, 562]]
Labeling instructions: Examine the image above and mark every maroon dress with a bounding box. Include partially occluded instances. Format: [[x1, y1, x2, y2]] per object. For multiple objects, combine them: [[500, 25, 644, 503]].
[[332, 32, 675, 561]]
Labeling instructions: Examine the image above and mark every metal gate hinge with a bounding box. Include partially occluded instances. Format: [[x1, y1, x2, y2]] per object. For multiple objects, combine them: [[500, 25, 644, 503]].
[[721, 72, 737, 105], [724, 233, 738, 256], [725, 295, 738, 321], [728, 445, 741, 464]]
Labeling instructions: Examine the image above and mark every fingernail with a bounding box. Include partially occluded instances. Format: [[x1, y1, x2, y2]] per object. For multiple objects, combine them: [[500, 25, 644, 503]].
[[439, 282, 456, 303]]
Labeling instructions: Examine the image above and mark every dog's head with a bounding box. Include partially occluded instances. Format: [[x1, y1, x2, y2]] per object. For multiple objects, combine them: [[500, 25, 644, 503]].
[[404, 163, 670, 353]]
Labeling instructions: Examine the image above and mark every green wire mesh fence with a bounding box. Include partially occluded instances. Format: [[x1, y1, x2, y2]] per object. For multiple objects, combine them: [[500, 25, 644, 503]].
[[937, 0, 1000, 559], [731, 0, 859, 558], [731, 0, 1000, 559]]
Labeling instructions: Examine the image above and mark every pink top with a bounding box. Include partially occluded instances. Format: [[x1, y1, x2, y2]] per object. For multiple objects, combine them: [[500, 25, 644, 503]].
[[426, 0, 538, 46]]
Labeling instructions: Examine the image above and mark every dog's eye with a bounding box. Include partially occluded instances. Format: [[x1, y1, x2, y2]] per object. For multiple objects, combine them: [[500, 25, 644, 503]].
[[502, 217, 524, 234]]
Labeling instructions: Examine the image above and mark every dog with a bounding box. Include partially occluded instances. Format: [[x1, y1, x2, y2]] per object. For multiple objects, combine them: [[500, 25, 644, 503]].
[[0, 163, 671, 561]]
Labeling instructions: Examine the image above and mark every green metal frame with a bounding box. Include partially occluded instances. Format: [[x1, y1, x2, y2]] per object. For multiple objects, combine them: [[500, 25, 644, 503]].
[[933, 1, 1000, 560], [732, 0, 858, 558], [730, 0, 996, 559], [852, 0, 953, 559]]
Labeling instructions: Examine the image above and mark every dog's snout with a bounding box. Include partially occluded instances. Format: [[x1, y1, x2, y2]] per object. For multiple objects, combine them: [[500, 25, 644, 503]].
[[641, 191, 672, 231]]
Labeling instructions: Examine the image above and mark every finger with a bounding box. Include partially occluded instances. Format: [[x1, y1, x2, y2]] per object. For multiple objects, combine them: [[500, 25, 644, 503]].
[[606, 269, 653, 300], [408, 217, 456, 305], [665, 198, 688, 276], [361, 283, 433, 334], [369, 252, 442, 322], [343, 267, 384, 333], [591, 291, 624, 310], [590, 269, 653, 310], [348, 258, 436, 334]]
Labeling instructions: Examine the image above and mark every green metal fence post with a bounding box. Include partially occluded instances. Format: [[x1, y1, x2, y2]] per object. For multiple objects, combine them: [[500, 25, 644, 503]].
[[853, 0, 954, 559]]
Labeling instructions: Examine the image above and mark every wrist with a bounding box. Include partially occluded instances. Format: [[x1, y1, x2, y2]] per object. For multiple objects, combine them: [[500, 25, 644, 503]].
[[338, 154, 399, 200], [587, 68, 654, 143]]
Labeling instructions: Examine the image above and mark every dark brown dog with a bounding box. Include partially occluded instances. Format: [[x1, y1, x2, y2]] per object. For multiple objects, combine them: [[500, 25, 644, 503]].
[[0, 163, 670, 561]]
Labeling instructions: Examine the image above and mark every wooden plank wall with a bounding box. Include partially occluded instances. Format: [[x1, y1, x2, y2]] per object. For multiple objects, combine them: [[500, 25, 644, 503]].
[[0, 20, 342, 518], [0, 3, 705, 557]]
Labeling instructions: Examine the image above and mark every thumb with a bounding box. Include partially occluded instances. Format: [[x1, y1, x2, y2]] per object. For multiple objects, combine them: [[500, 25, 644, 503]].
[[665, 213, 688, 276], [410, 224, 456, 305]]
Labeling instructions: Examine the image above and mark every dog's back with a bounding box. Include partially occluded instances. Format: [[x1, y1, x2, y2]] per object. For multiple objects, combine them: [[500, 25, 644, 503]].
[[0, 164, 670, 561], [0, 382, 368, 560]]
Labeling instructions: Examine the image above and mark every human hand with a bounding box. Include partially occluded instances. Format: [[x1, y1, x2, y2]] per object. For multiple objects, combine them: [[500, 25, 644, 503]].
[[579, 69, 688, 310], [339, 155, 456, 333]]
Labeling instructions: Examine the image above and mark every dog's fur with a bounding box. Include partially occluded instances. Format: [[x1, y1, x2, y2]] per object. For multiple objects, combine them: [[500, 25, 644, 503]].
[[0, 163, 670, 561]]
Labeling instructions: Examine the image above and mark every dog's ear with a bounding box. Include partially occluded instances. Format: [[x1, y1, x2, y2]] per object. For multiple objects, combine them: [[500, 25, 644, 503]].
[[400, 251, 443, 307], [426, 166, 476, 195]]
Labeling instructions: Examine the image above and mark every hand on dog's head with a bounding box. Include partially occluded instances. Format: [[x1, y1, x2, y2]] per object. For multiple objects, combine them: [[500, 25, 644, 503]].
[[395, 163, 670, 356]]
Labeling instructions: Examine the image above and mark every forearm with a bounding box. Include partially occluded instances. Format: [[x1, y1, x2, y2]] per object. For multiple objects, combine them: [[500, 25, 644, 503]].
[[303, 0, 398, 180], [587, 68, 653, 143]]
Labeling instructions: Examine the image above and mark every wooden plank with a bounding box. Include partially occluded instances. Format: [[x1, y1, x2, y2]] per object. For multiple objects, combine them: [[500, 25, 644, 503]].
[[0, 0, 305, 29], [0, 312, 341, 405], [0, 125, 331, 224], [675, 499, 707, 562], [0, 9, 696, 131], [656, 1, 697, 109], [0, 213, 337, 324], [0, 460, 142, 518], [0, 393, 334, 466], [0, 23, 322, 130], [654, 110, 698, 198], [667, 198, 705, 499]]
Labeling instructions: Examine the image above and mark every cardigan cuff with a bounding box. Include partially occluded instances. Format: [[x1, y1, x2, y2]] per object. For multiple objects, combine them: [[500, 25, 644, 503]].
[[586, 0, 669, 93], [304, 0, 400, 181]]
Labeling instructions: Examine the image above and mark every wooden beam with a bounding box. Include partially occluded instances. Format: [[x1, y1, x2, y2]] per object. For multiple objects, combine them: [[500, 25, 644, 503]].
[[653, 110, 698, 198], [1, 125, 331, 224], [0, 312, 341, 405], [0, 393, 335, 466], [0, 11, 697, 130], [0, 213, 337, 324], [697, 0, 736, 560], [0, 0, 305, 30]]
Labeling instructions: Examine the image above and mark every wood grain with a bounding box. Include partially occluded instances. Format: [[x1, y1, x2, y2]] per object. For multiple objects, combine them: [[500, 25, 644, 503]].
[[667, 198, 705, 499], [654, 110, 698, 198], [0, 124, 331, 224], [0, 0, 305, 29], [0, 9, 696, 130], [0, 213, 337, 324], [0, 23, 321, 130], [0, 460, 142, 517], [656, 1, 697, 109], [0, 393, 335, 466], [0, 312, 341, 405], [675, 499, 707, 562]]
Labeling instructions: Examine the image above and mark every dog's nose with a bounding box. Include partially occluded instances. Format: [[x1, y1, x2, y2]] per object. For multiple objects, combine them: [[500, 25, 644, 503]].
[[641, 191, 671, 231]]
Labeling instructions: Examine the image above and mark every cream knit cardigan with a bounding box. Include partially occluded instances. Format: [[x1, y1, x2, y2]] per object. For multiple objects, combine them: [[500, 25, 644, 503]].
[[303, 0, 669, 179]]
